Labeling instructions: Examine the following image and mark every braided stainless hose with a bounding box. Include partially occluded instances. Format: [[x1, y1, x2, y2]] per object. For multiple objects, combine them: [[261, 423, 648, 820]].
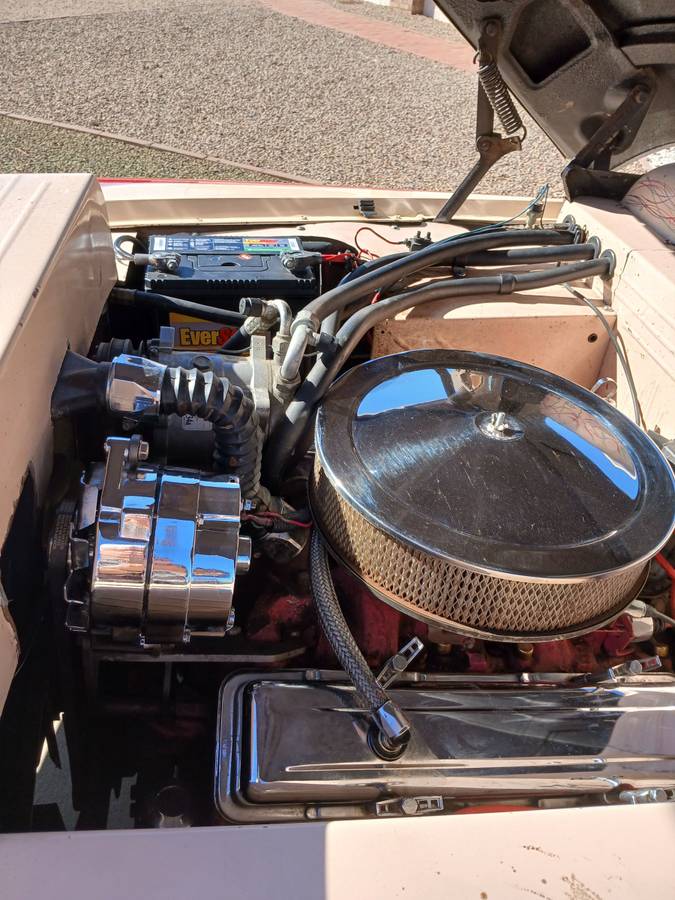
[[309, 529, 411, 750]]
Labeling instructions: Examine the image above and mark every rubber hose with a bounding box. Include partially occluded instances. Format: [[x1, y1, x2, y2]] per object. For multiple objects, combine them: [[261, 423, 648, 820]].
[[335, 241, 593, 288], [334, 224, 580, 287], [264, 256, 611, 486], [310, 529, 391, 713], [325, 257, 611, 400], [298, 228, 573, 322], [320, 310, 340, 338], [220, 324, 251, 352], [159, 365, 262, 497], [110, 288, 245, 327], [333, 227, 584, 288], [456, 243, 596, 266]]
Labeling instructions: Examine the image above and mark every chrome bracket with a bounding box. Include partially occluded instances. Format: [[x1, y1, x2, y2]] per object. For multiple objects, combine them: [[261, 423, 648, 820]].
[[374, 796, 445, 818], [613, 788, 671, 805], [590, 376, 618, 404], [377, 637, 424, 689], [574, 655, 661, 684]]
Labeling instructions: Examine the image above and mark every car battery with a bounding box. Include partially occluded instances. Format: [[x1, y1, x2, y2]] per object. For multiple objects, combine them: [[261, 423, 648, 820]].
[[144, 234, 319, 303]]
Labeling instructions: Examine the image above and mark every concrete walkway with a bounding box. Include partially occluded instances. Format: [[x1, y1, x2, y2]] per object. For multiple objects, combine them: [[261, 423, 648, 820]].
[[257, 0, 475, 72]]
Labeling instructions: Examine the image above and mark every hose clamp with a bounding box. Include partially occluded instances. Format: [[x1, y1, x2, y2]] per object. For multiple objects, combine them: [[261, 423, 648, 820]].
[[498, 272, 517, 294]]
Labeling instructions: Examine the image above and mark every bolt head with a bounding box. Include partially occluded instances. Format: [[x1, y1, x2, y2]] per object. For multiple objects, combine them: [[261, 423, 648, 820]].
[[138, 441, 150, 461], [392, 653, 407, 672], [633, 84, 650, 104]]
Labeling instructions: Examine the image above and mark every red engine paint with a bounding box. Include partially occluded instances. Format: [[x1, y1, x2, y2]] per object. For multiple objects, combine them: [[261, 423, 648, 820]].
[[247, 570, 642, 675], [247, 591, 315, 644], [531, 616, 635, 672], [656, 552, 675, 617], [331, 568, 403, 667], [533, 638, 583, 673]]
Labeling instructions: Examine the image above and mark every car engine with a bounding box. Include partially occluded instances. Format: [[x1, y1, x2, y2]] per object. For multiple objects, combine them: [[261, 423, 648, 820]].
[[34, 218, 675, 828]]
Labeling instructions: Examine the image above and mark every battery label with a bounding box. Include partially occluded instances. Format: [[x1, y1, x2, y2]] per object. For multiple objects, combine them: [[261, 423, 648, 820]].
[[169, 313, 237, 348], [150, 235, 301, 254]]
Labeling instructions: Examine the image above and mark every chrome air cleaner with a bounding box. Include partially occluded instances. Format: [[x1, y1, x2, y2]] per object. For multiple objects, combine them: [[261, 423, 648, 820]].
[[309, 350, 675, 641]]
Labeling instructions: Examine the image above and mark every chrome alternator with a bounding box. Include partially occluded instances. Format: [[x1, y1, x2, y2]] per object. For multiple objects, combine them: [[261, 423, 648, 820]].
[[65, 435, 251, 644]]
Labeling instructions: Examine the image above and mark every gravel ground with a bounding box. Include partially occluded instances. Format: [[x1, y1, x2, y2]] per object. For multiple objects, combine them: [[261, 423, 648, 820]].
[[0, 0, 565, 194], [0, 0, 188, 22], [0, 116, 287, 180]]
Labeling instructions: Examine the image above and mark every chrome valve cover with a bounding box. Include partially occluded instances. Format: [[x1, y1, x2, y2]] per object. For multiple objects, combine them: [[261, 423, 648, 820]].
[[216, 670, 675, 823], [80, 436, 251, 642]]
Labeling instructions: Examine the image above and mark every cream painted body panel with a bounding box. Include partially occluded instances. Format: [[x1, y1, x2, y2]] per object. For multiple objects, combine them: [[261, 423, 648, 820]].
[[100, 179, 565, 228], [0, 174, 116, 709], [560, 197, 675, 435], [2, 803, 674, 899]]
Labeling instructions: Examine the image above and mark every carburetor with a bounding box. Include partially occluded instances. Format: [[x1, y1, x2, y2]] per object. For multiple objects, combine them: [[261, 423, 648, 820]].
[[66, 435, 251, 645]]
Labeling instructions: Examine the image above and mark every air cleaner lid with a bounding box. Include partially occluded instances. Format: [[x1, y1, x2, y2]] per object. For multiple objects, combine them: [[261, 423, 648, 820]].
[[314, 350, 675, 581]]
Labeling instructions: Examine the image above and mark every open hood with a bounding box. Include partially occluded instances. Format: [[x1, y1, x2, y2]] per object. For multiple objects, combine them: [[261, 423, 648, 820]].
[[434, 0, 675, 166]]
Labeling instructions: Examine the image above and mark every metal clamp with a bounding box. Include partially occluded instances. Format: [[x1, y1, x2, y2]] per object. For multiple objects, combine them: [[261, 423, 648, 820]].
[[574, 655, 661, 684], [374, 796, 444, 818], [591, 376, 618, 404], [377, 637, 424, 689], [615, 788, 670, 805], [562, 80, 656, 201]]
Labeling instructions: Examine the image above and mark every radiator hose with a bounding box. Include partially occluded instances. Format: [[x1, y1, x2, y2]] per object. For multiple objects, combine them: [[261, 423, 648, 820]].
[[310, 529, 411, 755]]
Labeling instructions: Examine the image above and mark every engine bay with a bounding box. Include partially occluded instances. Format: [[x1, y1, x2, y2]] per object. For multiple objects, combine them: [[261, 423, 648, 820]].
[[0, 174, 674, 831]]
